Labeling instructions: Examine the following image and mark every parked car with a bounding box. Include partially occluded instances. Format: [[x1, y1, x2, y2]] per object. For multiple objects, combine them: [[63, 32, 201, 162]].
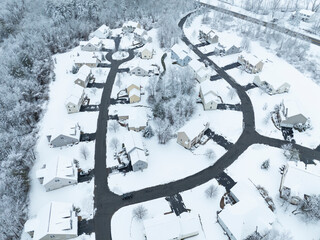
[[122, 193, 133, 200]]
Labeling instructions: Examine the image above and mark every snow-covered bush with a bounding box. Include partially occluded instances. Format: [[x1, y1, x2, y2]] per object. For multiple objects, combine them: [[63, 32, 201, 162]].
[[143, 125, 154, 139], [261, 159, 270, 170]]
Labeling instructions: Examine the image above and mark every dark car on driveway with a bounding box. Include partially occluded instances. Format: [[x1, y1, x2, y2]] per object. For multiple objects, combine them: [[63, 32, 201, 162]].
[[122, 193, 133, 200]]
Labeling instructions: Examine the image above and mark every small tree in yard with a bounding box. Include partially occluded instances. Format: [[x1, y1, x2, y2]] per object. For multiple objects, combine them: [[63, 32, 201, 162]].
[[72, 65, 79, 74], [109, 138, 120, 152], [109, 121, 119, 133], [143, 125, 154, 139], [205, 149, 216, 161], [132, 205, 148, 221], [282, 144, 300, 162], [205, 184, 218, 199], [80, 145, 89, 160], [261, 159, 270, 170], [115, 75, 122, 89], [228, 88, 237, 100], [293, 194, 320, 221]]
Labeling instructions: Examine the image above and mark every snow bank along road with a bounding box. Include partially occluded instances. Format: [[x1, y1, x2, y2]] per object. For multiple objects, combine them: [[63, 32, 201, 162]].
[[93, 12, 320, 240], [199, 1, 320, 47]]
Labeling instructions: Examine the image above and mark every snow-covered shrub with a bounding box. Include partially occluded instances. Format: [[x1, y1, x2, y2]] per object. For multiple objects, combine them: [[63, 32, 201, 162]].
[[143, 125, 154, 139], [261, 159, 270, 170]]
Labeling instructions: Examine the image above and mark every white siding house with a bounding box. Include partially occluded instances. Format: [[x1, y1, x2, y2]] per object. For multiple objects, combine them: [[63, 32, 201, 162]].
[[80, 37, 102, 51], [36, 157, 78, 192], [140, 48, 154, 59], [24, 202, 78, 240], [74, 52, 101, 68], [130, 66, 149, 77], [253, 76, 290, 95], [200, 80, 222, 110], [89, 24, 110, 39], [238, 54, 264, 74], [47, 124, 81, 148], [65, 84, 86, 114]]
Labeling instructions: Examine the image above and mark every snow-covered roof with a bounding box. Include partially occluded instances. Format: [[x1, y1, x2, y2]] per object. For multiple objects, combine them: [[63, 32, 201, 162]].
[[74, 52, 100, 64], [97, 24, 110, 33], [36, 156, 77, 185], [199, 25, 213, 35], [197, 68, 211, 79], [123, 131, 144, 153], [200, 80, 220, 98], [134, 28, 146, 36], [129, 148, 147, 165], [171, 44, 190, 60], [141, 47, 153, 53], [203, 91, 221, 104], [128, 107, 148, 129], [123, 21, 139, 28], [299, 9, 315, 17], [143, 212, 200, 240], [219, 180, 275, 240], [178, 118, 209, 140], [189, 59, 205, 73], [76, 65, 91, 81], [254, 75, 290, 90], [48, 124, 81, 142], [129, 88, 140, 98], [199, 43, 219, 54], [65, 84, 84, 105], [101, 39, 115, 49], [239, 53, 262, 65], [28, 202, 77, 240], [283, 161, 320, 198]]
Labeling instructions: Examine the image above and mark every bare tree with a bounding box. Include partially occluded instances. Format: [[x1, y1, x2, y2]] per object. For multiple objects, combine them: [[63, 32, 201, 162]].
[[205, 149, 216, 160], [80, 145, 89, 160], [132, 205, 148, 221], [109, 121, 119, 133], [109, 138, 120, 152], [282, 144, 300, 162], [241, 36, 251, 51], [205, 184, 218, 199], [271, 0, 281, 18]]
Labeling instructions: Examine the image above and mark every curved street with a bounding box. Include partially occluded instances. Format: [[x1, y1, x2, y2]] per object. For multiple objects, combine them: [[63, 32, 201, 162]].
[[93, 11, 320, 240], [199, 1, 320, 46]]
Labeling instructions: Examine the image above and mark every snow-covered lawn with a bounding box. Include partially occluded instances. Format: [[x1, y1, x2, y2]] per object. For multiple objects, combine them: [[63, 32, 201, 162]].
[[111, 179, 227, 240], [112, 51, 129, 60], [226, 144, 320, 239], [24, 46, 106, 239]]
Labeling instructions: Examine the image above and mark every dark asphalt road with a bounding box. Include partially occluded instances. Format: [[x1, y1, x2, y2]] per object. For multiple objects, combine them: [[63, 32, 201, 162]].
[[93, 11, 320, 240], [200, 2, 320, 47]]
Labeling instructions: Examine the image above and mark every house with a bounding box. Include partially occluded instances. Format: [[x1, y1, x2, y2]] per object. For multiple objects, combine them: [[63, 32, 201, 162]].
[[123, 131, 148, 172], [80, 36, 102, 51], [199, 25, 219, 44], [223, 43, 241, 56], [24, 202, 78, 240], [279, 161, 320, 205], [36, 157, 77, 191], [188, 59, 211, 82], [140, 48, 154, 59], [130, 66, 149, 77], [65, 84, 86, 114], [134, 28, 147, 40], [143, 212, 201, 240], [177, 119, 209, 149], [128, 108, 148, 132], [122, 21, 141, 33], [253, 76, 290, 95], [126, 82, 141, 103], [200, 80, 222, 110], [74, 65, 92, 88], [74, 52, 101, 68], [89, 24, 110, 39], [294, 9, 317, 22], [238, 54, 264, 74], [171, 44, 192, 66], [47, 124, 81, 148], [280, 114, 308, 129], [217, 181, 275, 240]]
